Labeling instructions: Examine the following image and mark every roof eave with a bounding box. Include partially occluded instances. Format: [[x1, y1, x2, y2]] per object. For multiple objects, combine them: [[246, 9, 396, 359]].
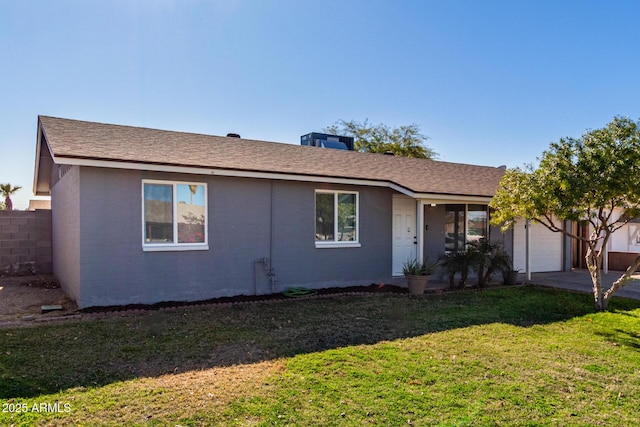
[[52, 155, 496, 202], [411, 193, 495, 204], [53, 154, 406, 191], [33, 117, 55, 196]]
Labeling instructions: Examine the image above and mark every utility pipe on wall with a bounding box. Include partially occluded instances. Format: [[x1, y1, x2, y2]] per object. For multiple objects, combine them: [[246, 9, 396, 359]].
[[269, 181, 277, 292], [254, 257, 275, 295], [253, 182, 278, 296]]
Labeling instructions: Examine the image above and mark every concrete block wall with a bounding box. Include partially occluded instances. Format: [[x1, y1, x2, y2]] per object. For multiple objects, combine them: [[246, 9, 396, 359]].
[[0, 210, 52, 274]]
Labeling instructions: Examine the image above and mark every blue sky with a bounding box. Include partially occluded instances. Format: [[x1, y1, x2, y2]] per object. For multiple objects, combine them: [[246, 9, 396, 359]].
[[2, 0, 640, 209]]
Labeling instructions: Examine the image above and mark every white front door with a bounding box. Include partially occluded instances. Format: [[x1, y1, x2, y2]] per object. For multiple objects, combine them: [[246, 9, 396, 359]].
[[392, 197, 417, 276]]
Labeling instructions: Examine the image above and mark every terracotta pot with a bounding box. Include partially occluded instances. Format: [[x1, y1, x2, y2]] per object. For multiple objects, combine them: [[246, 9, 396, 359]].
[[406, 275, 430, 295]]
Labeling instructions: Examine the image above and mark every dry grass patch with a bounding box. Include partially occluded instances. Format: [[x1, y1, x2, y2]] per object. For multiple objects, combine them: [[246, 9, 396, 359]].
[[94, 360, 281, 425], [4, 360, 283, 426]]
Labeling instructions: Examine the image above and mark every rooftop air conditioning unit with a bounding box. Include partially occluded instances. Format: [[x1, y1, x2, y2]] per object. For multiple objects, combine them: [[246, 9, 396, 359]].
[[300, 132, 355, 151]]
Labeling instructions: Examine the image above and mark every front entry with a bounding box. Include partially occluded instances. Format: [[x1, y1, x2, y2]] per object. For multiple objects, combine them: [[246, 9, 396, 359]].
[[392, 197, 417, 276]]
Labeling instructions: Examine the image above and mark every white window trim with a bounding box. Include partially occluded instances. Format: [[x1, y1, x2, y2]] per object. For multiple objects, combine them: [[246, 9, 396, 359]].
[[315, 189, 361, 248], [142, 179, 209, 252], [315, 241, 362, 249]]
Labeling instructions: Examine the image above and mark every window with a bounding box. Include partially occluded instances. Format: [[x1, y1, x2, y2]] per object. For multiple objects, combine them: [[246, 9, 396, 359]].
[[445, 204, 488, 252], [315, 190, 359, 248], [142, 180, 208, 251], [445, 204, 466, 253], [466, 204, 488, 245]]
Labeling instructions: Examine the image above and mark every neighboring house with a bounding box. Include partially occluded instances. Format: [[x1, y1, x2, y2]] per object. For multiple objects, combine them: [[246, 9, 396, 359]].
[[607, 219, 640, 271], [27, 199, 51, 211], [32, 116, 566, 308], [571, 210, 640, 272]]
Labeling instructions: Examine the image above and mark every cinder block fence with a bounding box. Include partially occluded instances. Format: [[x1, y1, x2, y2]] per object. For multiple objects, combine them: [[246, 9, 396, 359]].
[[0, 210, 52, 275]]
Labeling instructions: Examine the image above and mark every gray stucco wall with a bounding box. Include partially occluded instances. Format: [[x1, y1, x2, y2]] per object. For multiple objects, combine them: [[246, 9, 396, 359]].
[[423, 204, 447, 263], [272, 181, 392, 289], [490, 223, 513, 262], [51, 165, 81, 301], [71, 167, 394, 308]]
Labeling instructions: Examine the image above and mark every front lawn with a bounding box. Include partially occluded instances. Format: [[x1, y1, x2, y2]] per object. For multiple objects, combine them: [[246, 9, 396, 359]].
[[1, 286, 639, 426]]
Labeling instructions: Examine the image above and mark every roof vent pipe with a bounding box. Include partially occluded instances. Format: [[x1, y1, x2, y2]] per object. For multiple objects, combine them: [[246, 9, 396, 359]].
[[226, 133, 241, 138]]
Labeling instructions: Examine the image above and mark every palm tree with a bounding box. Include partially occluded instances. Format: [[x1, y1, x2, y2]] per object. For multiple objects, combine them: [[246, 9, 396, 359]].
[[0, 183, 22, 211], [188, 185, 198, 205]]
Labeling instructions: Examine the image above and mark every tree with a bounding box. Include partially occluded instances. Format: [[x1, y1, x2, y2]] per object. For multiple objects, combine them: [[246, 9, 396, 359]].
[[188, 184, 198, 204], [324, 119, 437, 159], [0, 183, 22, 211], [490, 116, 640, 311]]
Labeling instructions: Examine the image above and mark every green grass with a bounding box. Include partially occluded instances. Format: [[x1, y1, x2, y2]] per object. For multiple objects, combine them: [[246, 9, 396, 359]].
[[1, 286, 639, 426]]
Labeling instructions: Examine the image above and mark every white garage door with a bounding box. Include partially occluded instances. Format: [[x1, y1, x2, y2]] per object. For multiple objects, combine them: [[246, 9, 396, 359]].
[[513, 220, 563, 273]]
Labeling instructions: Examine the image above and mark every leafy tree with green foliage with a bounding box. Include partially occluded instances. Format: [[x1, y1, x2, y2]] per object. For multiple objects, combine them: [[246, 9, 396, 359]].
[[324, 119, 437, 159], [490, 116, 640, 310], [0, 183, 22, 211]]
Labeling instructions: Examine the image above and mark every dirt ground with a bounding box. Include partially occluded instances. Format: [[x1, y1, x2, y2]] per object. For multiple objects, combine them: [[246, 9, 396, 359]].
[[0, 275, 77, 324]]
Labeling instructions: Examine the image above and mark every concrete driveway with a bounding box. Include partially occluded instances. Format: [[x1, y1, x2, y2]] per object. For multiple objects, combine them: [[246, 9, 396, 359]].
[[526, 270, 640, 301]]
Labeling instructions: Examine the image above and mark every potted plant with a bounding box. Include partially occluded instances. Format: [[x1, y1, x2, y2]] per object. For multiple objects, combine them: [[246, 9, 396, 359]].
[[502, 268, 520, 285], [402, 258, 438, 295]]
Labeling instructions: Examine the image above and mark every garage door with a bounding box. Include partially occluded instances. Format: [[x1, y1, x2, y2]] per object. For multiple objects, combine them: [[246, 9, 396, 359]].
[[513, 220, 563, 273]]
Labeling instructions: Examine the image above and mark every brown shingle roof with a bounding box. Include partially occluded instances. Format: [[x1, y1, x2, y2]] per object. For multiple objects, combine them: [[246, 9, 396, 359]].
[[38, 116, 504, 197]]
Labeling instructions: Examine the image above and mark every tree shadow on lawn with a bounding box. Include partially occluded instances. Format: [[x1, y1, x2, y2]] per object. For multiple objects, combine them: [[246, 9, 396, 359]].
[[1, 285, 639, 399], [593, 310, 640, 350], [602, 329, 640, 349]]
